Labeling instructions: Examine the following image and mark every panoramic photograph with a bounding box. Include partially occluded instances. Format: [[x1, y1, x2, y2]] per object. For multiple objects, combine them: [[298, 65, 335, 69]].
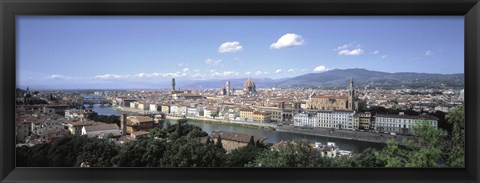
[[15, 16, 465, 168]]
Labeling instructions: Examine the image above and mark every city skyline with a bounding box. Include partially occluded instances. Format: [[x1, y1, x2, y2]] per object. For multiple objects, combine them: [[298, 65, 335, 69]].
[[17, 16, 464, 89]]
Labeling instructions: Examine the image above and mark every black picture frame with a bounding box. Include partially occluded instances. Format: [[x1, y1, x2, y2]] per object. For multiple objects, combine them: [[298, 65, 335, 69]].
[[1, 0, 479, 182]]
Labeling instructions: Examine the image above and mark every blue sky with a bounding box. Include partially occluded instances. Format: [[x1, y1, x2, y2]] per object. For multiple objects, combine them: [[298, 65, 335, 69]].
[[17, 16, 464, 89]]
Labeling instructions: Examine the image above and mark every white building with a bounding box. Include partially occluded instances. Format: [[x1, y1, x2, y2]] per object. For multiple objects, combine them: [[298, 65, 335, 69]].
[[187, 107, 199, 117], [177, 106, 187, 116], [293, 110, 355, 130], [374, 113, 438, 135], [293, 113, 317, 127], [170, 105, 178, 115], [81, 123, 122, 137], [149, 104, 158, 112], [65, 109, 93, 120], [316, 111, 354, 130]]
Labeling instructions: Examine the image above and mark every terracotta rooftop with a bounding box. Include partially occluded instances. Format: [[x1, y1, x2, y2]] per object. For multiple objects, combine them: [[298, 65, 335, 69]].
[[68, 120, 97, 127], [210, 130, 267, 143], [240, 108, 254, 112], [312, 95, 349, 100], [127, 116, 153, 125], [84, 123, 119, 132]]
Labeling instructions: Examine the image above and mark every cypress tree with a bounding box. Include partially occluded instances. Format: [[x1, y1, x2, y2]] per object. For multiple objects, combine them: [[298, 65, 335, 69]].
[[216, 136, 223, 149], [248, 136, 255, 147]]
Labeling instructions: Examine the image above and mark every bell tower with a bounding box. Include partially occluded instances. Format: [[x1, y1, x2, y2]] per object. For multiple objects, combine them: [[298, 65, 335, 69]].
[[171, 78, 176, 95], [348, 78, 355, 110]]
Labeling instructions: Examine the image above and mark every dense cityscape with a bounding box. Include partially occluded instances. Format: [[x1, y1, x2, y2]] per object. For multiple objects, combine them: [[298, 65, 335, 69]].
[[15, 73, 465, 167], [16, 16, 465, 168]]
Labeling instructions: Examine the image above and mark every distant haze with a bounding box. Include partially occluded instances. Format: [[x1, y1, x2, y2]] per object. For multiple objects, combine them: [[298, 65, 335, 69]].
[[18, 68, 464, 90]]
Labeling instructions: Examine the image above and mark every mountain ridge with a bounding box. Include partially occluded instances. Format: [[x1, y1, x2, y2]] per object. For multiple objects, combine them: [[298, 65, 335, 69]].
[[181, 68, 464, 89]]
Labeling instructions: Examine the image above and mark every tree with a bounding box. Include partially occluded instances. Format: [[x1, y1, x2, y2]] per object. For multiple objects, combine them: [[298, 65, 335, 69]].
[[247, 136, 255, 147], [446, 106, 465, 167], [255, 140, 266, 148], [227, 143, 266, 167], [165, 121, 172, 129], [206, 136, 213, 144], [160, 137, 226, 167], [76, 140, 119, 167], [246, 140, 334, 168], [112, 137, 165, 167], [215, 136, 223, 149], [150, 127, 168, 139], [210, 111, 219, 119], [47, 135, 92, 167], [350, 148, 386, 167], [377, 120, 448, 167], [16, 144, 51, 167]]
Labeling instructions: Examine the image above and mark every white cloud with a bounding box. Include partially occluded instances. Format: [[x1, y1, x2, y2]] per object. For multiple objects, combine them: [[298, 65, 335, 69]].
[[94, 74, 122, 79], [338, 48, 364, 56], [372, 50, 380, 54], [136, 73, 147, 78], [218, 41, 243, 53], [245, 71, 252, 76], [336, 44, 350, 50], [275, 69, 282, 73], [425, 50, 434, 56], [255, 71, 262, 76], [182, 68, 190, 72], [287, 69, 295, 73], [270, 33, 304, 49], [49, 74, 66, 79], [222, 71, 238, 77], [205, 58, 222, 66], [313, 65, 328, 73], [335, 43, 364, 56], [381, 55, 388, 59]]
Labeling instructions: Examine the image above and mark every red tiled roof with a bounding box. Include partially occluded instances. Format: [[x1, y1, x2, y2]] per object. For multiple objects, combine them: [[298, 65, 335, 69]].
[[211, 130, 266, 143], [312, 95, 349, 100], [84, 123, 119, 132]]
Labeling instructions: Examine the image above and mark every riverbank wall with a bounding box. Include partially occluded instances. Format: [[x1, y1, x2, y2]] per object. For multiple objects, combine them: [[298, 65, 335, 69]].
[[166, 116, 407, 145], [165, 116, 277, 130], [276, 126, 408, 145]]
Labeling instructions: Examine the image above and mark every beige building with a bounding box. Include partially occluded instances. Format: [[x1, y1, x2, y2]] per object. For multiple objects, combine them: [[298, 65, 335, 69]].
[[125, 116, 155, 135], [161, 105, 170, 114], [253, 111, 272, 123], [239, 108, 254, 121], [306, 79, 359, 111], [357, 112, 372, 130]]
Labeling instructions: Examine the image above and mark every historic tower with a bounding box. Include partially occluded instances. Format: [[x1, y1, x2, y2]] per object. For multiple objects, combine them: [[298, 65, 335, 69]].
[[171, 78, 176, 95], [348, 78, 355, 110], [120, 113, 127, 135], [225, 80, 231, 96]]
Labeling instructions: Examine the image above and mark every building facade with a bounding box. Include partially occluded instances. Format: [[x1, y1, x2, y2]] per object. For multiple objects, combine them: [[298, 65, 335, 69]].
[[306, 79, 359, 111], [353, 112, 373, 130], [239, 108, 254, 121], [293, 110, 355, 130], [374, 113, 438, 135]]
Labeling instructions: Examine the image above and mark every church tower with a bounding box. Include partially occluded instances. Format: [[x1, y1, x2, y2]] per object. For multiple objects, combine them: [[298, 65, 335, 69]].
[[171, 78, 176, 95], [348, 78, 355, 110]]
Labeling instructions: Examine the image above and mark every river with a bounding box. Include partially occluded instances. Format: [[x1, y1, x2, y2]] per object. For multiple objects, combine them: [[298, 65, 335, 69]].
[[82, 95, 385, 153], [167, 120, 385, 153]]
